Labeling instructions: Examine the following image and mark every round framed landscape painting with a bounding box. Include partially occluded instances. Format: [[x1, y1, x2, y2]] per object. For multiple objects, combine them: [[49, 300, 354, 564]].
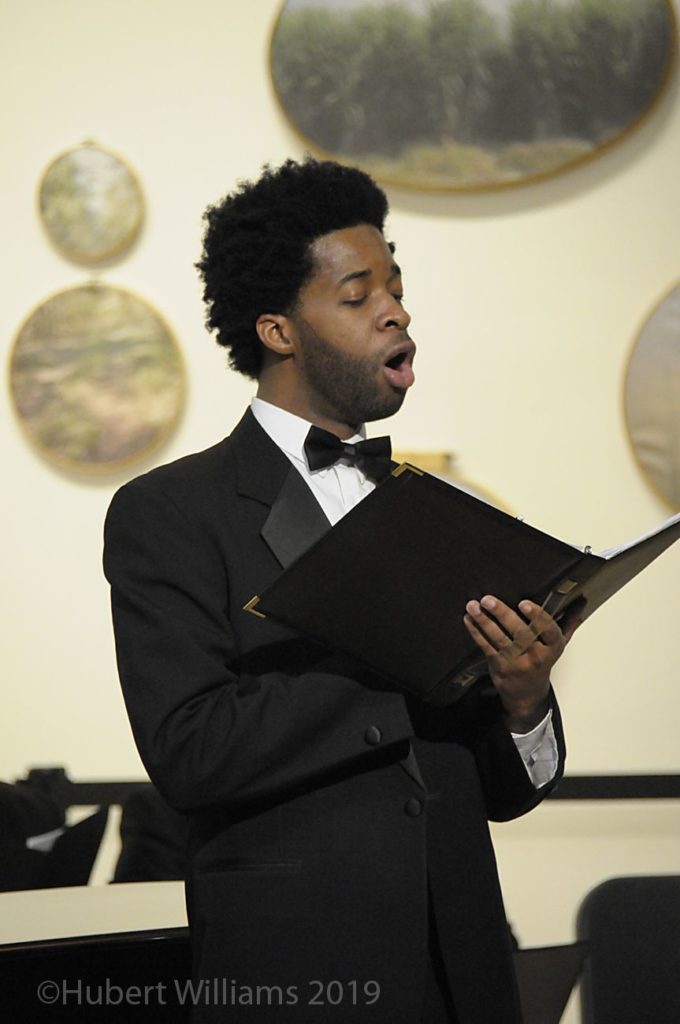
[[38, 142, 144, 264], [270, 0, 677, 191], [9, 284, 185, 473], [624, 283, 680, 511]]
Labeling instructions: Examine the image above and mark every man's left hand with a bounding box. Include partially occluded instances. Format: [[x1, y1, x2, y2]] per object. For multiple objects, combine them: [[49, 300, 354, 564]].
[[463, 596, 581, 733]]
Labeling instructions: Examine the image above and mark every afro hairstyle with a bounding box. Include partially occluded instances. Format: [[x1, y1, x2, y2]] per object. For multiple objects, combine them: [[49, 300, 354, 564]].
[[196, 157, 390, 379]]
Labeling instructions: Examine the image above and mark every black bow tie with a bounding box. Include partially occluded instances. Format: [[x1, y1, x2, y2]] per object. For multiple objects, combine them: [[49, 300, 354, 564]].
[[304, 425, 392, 482]]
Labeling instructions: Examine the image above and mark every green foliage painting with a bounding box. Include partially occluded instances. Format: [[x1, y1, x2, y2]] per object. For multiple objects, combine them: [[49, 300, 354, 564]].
[[39, 144, 144, 264], [271, 0, 676, 189], [10, 285, 185, 472]]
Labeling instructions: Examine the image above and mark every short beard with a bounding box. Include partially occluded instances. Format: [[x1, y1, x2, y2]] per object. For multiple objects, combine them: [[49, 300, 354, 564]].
[[296, 319, 405, 428]]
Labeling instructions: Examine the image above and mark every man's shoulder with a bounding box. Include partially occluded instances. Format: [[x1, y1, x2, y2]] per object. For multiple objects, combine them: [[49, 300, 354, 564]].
[[106, 413, 257, 528], [116, 409, 260, 501], [105, 408, 286, 530], [103, 432, 247, 575], [109, 438, 233, 518], [127, 435, 235, 494]]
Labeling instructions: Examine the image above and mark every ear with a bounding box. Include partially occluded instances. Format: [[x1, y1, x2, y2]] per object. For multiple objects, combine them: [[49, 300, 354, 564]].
[[255, 313, 297, 358]]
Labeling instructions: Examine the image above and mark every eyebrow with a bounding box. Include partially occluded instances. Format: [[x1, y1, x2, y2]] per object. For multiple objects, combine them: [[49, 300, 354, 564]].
[[337, 262, 402, 287]]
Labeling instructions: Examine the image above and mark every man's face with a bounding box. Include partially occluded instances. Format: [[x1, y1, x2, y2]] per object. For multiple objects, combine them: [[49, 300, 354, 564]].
[[288, 224, 415, 432]]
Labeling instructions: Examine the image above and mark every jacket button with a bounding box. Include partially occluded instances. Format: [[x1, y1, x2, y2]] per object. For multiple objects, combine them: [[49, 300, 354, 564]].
[[364, 726, 382, 746], [404, 798, 423, 817]]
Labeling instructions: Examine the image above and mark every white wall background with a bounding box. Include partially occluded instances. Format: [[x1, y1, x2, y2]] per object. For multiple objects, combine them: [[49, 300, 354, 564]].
[[2, 2, 679, 1013]]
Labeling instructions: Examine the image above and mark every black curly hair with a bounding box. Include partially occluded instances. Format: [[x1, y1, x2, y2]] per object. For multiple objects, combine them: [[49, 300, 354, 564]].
[[196, 157, 389, 379]]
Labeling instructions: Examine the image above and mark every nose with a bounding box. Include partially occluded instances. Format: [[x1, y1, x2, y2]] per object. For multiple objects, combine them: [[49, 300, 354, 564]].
[[379, 294, 411, 332]]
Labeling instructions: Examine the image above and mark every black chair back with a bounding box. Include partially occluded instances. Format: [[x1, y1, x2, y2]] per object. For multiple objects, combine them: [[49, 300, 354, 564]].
[[577, 874, 680, 1024]]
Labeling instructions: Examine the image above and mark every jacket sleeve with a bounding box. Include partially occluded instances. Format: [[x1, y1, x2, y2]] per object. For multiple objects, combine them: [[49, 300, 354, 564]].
[[103, 477, 414, 815], [407, 681, 566, 822]]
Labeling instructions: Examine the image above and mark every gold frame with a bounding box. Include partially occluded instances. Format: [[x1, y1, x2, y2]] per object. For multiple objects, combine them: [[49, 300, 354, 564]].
[[268, 0, 678, 194], [37, 140, 145, 265]]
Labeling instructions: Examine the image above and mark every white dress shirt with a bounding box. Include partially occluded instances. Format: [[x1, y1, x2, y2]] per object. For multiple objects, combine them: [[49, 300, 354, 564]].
[[250, 397, 558, 787]]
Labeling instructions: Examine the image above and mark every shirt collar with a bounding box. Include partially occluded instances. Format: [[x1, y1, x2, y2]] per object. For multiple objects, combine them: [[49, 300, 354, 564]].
[[250, 397, 365, 470]]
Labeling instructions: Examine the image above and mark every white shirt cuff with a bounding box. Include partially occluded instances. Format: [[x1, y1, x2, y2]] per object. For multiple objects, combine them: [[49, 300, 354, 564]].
[[511, 709, 558, 788]]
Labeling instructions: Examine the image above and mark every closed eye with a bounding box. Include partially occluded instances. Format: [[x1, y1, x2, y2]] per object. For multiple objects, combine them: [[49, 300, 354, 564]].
[[342, 297, 367, 307]]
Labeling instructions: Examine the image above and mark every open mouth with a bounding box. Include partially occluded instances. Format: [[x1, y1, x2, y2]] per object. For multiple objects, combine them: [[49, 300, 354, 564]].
[[383, 343, 416, 390]]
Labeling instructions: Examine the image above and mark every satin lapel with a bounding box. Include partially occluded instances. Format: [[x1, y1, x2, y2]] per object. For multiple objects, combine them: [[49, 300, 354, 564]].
[[230, 408, 331, 569], [262, 467, 331, 568]]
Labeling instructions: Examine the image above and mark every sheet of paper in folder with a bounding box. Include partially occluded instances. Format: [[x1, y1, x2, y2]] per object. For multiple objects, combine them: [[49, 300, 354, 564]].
[[245, 464, 680, 706]]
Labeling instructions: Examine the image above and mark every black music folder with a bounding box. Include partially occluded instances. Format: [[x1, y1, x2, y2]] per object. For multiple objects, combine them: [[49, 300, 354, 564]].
[[244, 464, 680, 706]]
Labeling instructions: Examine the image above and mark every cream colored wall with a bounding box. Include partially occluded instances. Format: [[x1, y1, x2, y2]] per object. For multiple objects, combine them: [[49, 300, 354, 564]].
[[2, 0, 679, 1009]]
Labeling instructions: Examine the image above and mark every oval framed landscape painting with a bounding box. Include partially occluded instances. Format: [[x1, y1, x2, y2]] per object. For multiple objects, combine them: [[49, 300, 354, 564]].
[[271, 0, 677, 191], [38, 142, 144, 264], [624, 282, 680, 511], [9, 284, 185, 474]]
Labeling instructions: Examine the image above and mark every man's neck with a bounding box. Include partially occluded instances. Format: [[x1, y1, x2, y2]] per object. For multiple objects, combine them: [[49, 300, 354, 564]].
[[255, 381, 358, 440]]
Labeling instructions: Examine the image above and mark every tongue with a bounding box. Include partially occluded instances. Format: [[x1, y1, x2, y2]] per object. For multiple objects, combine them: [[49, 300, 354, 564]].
[[384, 360, 415, 389]]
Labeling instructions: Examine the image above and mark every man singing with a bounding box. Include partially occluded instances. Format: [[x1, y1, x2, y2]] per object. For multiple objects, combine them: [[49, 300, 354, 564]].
[[104, 157, 578, 1023]]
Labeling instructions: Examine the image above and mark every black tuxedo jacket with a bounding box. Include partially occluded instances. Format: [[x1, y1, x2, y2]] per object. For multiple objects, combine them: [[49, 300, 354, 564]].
[[104, 409, 566, 1023]]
